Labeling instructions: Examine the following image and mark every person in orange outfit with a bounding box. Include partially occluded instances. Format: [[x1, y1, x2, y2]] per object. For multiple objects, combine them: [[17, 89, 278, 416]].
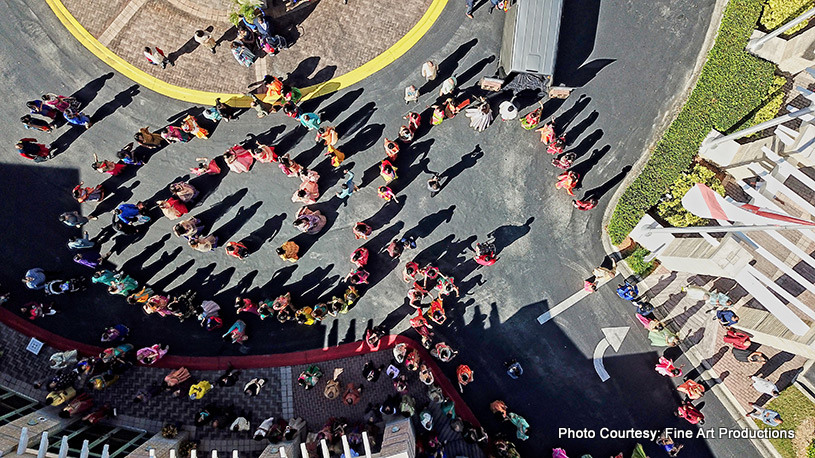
[[555, 171, 579, 196], [316, 127, 339, 147], [456, 365, 473, 393], [384, 138, 399, 161], [536, 120, 555, 144]]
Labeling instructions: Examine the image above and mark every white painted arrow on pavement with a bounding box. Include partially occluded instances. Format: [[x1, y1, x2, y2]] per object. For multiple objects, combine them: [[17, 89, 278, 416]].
[[593, 326, 629, 382]]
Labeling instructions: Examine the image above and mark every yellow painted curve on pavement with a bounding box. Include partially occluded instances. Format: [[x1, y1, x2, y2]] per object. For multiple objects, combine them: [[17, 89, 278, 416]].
[[45, 0, 448, 107]]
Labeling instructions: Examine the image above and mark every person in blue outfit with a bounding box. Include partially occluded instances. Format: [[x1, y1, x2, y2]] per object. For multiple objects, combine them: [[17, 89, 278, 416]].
[[63, 108, 92, 129], [115, 203, 149, 225], [505, 359, 523, 379], [23, 268, 47, 290], [616, 281, 638, 301], [716, 309, 739, 327]]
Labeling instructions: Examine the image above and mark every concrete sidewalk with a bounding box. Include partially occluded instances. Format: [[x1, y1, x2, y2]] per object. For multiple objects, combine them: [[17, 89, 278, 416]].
[[57, 0, 433, 93]]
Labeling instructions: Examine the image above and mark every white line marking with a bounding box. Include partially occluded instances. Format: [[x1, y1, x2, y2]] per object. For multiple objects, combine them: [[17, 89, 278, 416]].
[[593, 339, 611, 382]]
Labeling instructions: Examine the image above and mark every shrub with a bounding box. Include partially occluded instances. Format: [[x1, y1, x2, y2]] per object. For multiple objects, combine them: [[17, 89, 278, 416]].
[[807, 439, 815, 458], [607, 0, 776, 245], [746, 75, 788, 134], [655, 164, 725, 227], [625, 245, 656, 277], [760, 0, 815, 35], [228, 0, 263, 26]]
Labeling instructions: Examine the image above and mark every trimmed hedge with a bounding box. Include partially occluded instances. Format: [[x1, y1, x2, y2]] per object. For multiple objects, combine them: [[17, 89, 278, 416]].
[[607, 0, 777, 245], [625, 245, 656, 277], [760, 0, 815, 34], [747, 75, 788, 133]]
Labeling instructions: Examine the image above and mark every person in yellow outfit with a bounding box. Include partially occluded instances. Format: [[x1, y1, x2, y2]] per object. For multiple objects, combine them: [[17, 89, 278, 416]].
[[189, 380, 213, 400], [325, 144, 345, 168], [46, 387, 77, 406]]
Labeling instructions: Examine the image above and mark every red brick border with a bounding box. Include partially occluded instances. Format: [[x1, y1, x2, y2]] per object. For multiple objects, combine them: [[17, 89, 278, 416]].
[[0, 308, 479, 426]]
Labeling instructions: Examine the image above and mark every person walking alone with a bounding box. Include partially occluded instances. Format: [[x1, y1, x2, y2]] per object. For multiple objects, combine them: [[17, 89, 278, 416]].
[[144, 47, 173, 69], [194, 30, 218, 54]]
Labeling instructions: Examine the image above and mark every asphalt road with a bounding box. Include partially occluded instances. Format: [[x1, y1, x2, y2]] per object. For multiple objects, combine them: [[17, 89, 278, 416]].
[[0, 0, 763, 456]]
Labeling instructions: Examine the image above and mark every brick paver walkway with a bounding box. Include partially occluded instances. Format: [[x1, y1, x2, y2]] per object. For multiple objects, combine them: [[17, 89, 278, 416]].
[[0, 322, 481, 454], [637, 267, 807, 411], [59, 0, 433, 92]]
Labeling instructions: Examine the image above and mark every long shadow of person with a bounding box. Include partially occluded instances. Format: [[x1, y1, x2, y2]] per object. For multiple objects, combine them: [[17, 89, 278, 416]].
[[579, 165, 632, 202], [245, 125, 286, 147], [488, 217, 535, 255], [91, 85, 140, 125], [454, 55, 497, 89], [90, 179, 140, 218], [216, 270, 260, 306], [304, 87, 364, 122], [313, 161, 354, 194], [285, 56, 321, 87], [438, 145, 483, 191], [168, 262, 216, 296], [212, 202, 263, 242], [49, 125, 89, 157], [140, 247, 184, 284], [403, 206, 456, 242], [241, 213, 287, 251], [258, 265, 299, 298], [419, 39, 478, 96], [274, 125, 309, 157], [214, 25, 238, 47], [363, 196, 407, 230], [564, 110, 599, 144], [571, 144, 610, 178], [361, 221, 406, 290], [196, 188, 249, 229], [198, 266, 238, 300], [340, 123, 385, 158], [152, 258, 194, 293], [391, 157, 430, 195], [71, 72, 114, 110], [286, 265, 336, 304], [167, 106, 204, 124], [336, 101, 377, 139], [121, 233, 171, 274], [566, 128, 603, 160], [554, 95, 591, 131], [168, 36, 201, 65], [293, 141, 326, 169]]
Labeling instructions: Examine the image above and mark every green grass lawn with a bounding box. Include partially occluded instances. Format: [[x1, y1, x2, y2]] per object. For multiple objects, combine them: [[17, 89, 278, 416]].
[[754, 386, 815, 458]]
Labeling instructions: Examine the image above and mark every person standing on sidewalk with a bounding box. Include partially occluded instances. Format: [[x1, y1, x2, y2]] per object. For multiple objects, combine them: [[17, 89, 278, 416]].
[[750, 376, 780, 398], [194, 30, 218, 54], [144, 47, 172, 69]]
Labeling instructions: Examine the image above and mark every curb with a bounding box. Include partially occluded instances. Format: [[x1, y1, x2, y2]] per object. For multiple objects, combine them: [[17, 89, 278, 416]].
[[599, 0, 729, 249], [0, 308, 480, 427], [673, 334, 785, 458], [598, 2, 786, 455], [44, 0, 449, 106]]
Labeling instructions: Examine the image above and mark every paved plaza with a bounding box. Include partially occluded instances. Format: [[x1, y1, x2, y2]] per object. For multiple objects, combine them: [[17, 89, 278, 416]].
[[0, 0, 777, 456]]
